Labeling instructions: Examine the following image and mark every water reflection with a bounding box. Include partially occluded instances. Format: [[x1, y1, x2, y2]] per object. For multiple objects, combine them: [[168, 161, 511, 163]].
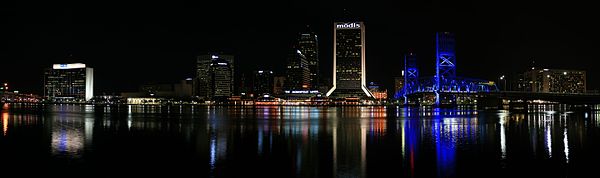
[[563, 126, 569, 163], [2, 112, 7, 136], [0, 103, 599, 177], [399, 118, 418, 178], [499, 112, 508, 160], [50, 112, 93, 158], [545, 116, 552, 158]]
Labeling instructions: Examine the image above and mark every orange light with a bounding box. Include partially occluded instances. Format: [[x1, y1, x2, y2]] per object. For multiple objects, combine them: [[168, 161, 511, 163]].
[[3, 113, 8, 136]]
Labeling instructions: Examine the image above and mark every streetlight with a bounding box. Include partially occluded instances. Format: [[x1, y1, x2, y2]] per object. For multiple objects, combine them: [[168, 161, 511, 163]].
[[499, 75, 506, 91]]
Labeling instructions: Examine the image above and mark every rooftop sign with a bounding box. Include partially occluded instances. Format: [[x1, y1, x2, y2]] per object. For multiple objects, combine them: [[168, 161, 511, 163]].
[[336, 22, 361, 29], [52, 63, 86, 69]]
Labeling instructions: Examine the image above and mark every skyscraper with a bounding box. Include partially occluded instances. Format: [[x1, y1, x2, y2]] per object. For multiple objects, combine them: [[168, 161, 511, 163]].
[[285, 48, 311, 91], [253, 70, 274, 95], [196, 54, 234, 99], [298, 28, 319, 89], [273, 76, 286, 96], [208, 58, 233, 98], [44, 63, 94, 102], [326, 22, 372, 98]]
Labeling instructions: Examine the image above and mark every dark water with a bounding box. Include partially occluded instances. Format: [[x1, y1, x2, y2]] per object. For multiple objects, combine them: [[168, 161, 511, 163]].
[[1, 103, 600, 177]]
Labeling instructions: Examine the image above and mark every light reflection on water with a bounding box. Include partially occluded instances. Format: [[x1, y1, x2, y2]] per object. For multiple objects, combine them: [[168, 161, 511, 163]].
[[0, 103, 599, 177], [50, 113, 93, 159]]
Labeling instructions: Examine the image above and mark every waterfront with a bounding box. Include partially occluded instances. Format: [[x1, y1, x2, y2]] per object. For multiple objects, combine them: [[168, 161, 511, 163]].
[[1, 103, 599, 177]]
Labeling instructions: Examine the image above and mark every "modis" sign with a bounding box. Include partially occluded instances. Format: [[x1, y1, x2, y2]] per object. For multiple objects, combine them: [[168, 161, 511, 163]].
[[335, 22, 361, 29]]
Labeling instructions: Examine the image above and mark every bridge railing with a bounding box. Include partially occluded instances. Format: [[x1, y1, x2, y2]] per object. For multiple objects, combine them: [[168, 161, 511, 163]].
[[394, 76, 499, 99], [488, 91, 600, 96]]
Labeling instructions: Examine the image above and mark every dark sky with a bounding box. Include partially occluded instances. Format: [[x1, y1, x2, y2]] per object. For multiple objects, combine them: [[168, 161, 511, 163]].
[[1, 0, 598, 95]]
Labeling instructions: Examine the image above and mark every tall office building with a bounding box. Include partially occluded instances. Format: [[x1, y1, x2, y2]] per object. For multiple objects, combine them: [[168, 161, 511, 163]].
[[524, 69, 586, 93], [196, 54, 234, 98], [285, 48, 311, 90], [253, 70, 274, 95], [326, 22, 373, 98], [298, 28, 319, 89], [44, 63, 94, 101], [238, 73, 251, 96], [273, 76, 286, 96], [208, 58, 233, 98]]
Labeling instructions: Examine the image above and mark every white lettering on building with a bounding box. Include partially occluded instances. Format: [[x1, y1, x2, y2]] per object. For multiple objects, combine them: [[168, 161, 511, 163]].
[[336, 22, 361, 29]]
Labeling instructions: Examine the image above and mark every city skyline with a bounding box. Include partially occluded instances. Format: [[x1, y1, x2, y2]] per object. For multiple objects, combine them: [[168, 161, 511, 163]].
[[1, 1, 598, 95], [3, 2, 600, 177]]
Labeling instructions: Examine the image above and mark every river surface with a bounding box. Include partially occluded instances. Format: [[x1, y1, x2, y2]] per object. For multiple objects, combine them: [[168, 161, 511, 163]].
[[1, 103, 599, 177]]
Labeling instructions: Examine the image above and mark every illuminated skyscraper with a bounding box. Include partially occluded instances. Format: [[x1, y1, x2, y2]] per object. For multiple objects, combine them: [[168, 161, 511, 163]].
[[326, 22, 372, 98], [44, 63, 94, 102], [208, 58, 233, 98], [285, 48, 311, 90], [298, 28, 319, 89], [196, 54, 234, 99]]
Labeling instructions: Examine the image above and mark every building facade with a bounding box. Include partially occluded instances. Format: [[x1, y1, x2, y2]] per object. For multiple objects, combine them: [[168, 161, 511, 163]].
[[121, 79, 193, 99], [368, 82, 387, 100], [285, 49, 311, 91], [326, 22, 373, 98], [253, 70, 274, 95], [209, 58, 233, 98], [298, 29, 319, 89], [196, 54, 234, 99], [273, 76, 286, 96], [44, 63, 94, 102], [524, 69, 586, 93], [394, 76, 404, 94]]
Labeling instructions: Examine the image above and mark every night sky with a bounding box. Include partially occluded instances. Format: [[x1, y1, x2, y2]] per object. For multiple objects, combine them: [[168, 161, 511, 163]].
[[1, 1, 598, 95]]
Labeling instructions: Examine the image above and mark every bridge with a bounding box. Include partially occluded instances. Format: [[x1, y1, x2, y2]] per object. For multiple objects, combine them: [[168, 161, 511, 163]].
[[394, 32, 499, 105], [393, 32, 600, 106]]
